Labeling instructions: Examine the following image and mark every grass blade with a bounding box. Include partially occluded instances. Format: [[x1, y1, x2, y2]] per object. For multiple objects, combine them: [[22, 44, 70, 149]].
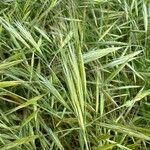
[[0, 135, 39, 150], [83, 47, 121, 63]]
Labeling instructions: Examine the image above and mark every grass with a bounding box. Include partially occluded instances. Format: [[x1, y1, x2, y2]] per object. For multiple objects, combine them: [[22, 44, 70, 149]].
[[0, 0, 150, 149]]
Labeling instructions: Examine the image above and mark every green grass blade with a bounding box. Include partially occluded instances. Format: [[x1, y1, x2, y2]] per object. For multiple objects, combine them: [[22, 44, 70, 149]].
[[83, 47, 121, 63], [6, 95, 44, 115], [0, 81, 22, 88], [0, 135, 39, 150]]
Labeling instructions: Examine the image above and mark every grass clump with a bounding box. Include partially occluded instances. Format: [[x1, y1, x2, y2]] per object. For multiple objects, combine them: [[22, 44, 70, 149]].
[[0, 0, 150, 149]]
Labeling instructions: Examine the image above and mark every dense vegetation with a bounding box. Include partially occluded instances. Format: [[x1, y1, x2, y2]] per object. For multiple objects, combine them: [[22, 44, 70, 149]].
[[0, 0, 150, 149]]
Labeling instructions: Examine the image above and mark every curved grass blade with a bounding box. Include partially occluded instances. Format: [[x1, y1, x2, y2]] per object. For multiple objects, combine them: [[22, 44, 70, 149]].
[[0, 60, 22, 70], [0, 135, 39, 150], [6, 95, 44, 115], [83, 47, 121, 63]]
